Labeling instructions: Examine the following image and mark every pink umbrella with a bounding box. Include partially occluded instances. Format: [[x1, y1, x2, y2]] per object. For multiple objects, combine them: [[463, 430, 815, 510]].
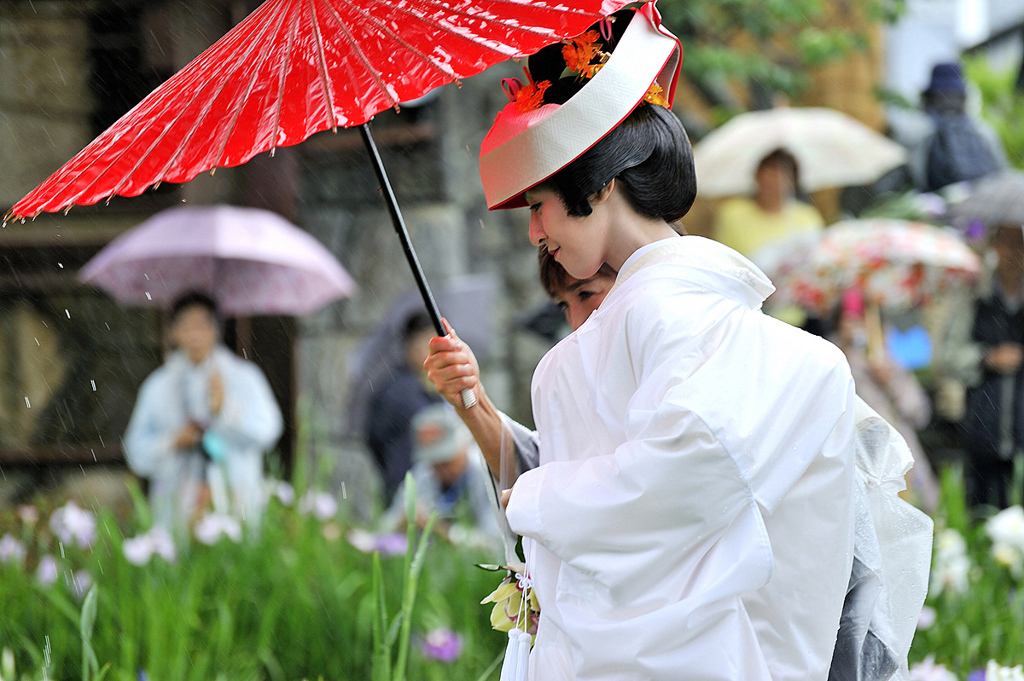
[[79, 205, 355, 316]]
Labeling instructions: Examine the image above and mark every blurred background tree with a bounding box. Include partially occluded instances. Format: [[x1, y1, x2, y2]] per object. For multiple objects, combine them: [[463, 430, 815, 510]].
[[965, 56, 1024, 170], [657, 0, 905, 119]]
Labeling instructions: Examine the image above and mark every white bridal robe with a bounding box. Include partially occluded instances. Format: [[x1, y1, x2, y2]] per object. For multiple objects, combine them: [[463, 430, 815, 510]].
[[505, 236, 859, 681]]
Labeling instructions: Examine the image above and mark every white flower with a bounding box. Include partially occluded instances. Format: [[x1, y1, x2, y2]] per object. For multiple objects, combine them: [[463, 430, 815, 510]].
[[916, 606, 936, 630], [930, 528, 971, 597], [272, 481, 295, 506], [992, 542, 1024, 577], [346, 529, 377, 553], [193, 513, 242, 545], [298, 491, 338, 521], [35, 555, 58, 586], [987, 506, 1024, 549], [0, 534, 26, 567], [987, 507, 1024, 577], [49, 501, 97, 549], [65, 570, 93, 600], [2, 647, 15, 681], [148, 527, 176, 562], [909, 655, 958, 681], [123, 527, 178, 566], [448, 524, 498, 551], [123, 535, 152, 566], [985, 660, 1024, 681], [16, 505, 39, 525]]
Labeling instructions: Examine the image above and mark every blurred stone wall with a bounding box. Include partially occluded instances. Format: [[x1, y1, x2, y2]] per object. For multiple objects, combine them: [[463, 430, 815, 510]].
[[292, 64, 557, 518]]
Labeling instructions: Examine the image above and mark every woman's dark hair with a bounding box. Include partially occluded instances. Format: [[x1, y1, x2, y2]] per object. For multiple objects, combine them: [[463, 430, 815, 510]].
[[171, 291, 219, 323], [403, 311, 434, 341], [757, 147, 801, 193], [540, 104, 696, 222], [537, 246, 617, 298]]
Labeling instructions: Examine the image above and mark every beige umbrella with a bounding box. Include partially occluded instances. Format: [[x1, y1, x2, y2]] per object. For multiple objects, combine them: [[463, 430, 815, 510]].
[[693, 107, 908, 197]]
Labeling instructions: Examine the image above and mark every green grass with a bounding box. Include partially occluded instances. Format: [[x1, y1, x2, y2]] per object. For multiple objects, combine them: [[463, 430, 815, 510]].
[[0, 480, 505, 681]]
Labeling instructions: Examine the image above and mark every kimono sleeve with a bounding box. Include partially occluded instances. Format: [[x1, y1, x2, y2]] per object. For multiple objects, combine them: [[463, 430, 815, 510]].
[[123, 371, 175, 478], [209, 361, 283, 452], [506, 299, 775, 608]]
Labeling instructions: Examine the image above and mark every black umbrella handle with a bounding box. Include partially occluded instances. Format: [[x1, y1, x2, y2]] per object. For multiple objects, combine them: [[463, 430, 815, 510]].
[[359, 123, 476, 410]]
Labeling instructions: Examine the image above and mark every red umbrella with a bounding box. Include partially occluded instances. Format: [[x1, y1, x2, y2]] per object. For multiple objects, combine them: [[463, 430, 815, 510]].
[[7, 0, 621, 218], [6, 0, 630, 406]]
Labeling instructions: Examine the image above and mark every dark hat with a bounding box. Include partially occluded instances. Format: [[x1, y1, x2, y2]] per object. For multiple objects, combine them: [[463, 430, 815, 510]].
[[924, 62, 965, 96]]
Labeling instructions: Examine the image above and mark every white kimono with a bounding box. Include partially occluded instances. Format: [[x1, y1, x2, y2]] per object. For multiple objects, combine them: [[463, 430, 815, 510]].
[[124, 346, 283, 531], [506, 236, 859, 680]]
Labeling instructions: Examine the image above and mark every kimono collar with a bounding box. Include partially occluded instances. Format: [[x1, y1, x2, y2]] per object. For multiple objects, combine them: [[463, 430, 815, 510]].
[[610, 235, 776, 309]]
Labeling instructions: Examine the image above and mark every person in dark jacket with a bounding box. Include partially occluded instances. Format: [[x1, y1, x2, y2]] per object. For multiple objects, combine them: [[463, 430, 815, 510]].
[[889, 61, 1007, 193], [365, 311, 443, 503], [960, 225, 1024, 508]]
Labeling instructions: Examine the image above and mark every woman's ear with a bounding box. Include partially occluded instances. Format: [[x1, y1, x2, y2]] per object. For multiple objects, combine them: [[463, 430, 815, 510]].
[[589, 178, 616, 206]]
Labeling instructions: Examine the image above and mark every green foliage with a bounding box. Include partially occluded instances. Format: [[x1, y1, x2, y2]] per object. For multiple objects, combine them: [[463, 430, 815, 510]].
[[909, 464, 1024, 675], [964, 57, 1024, 169], [0, 485, 503, 681], [657, 0, 904, 102]]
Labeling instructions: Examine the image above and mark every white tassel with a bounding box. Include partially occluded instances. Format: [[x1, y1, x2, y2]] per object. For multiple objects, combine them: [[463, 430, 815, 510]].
[[499, 628, 522, 681], [512, 628, 531, 681]]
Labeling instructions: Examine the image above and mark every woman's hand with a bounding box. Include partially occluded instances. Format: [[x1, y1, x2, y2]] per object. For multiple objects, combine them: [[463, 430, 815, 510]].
[[208, 372, 224, 415], [173, 421, 202, 450], [424, 319, 483, 409]]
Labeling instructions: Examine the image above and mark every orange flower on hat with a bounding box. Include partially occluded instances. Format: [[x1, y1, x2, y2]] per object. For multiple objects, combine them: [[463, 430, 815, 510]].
[[561, 30, 605, 78], [643, 82, 669, 108], [514, 76, 551, 113]]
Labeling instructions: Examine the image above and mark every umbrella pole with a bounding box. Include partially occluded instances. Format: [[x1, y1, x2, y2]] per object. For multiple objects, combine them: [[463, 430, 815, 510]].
[[359, 123, 476, 409]]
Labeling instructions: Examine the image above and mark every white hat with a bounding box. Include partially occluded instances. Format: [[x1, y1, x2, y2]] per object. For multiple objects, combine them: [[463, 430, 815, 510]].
[[412, 404, 472, 465], [479, 3, 682, 210]]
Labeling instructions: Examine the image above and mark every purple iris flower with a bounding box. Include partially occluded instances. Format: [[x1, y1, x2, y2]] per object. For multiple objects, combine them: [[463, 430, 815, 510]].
[[420, 628, 463, 663]]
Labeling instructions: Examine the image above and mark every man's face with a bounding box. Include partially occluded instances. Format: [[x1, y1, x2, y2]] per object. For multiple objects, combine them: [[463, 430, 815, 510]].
[[432, 450, 468, 487], [172, 305, 217, 364], [755, 160, 795, 201], [992, 225, 1024, 274], [405, 327, 436, 373], [552, 274, 614, 330]]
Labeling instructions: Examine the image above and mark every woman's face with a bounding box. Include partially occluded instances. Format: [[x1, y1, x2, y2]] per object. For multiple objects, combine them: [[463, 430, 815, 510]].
[[552, 274, 614, 330], [526, 187, 606, 280], [172, 305, 217, 364]]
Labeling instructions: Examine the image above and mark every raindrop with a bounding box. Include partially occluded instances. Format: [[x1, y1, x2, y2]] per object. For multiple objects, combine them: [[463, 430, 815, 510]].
[[24, 397, 31, 408], [91, 449, 97, 462], [58, 262, 63, 269], [34, 337, 39, 346], [342, 482, 347, 500], [242, 349, 247, 359], [144, 273, 150, 280], [182, 199, 187, 203], [65, 309, 71, 319], [90, 380, 97, 392], [104, 323, 110, 330], [145, 292, 152, 301], [59, 542, 65, 559]]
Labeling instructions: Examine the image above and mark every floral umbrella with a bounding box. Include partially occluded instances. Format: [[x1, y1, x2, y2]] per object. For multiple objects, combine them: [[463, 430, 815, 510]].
[[767, 219, 981, 317]]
